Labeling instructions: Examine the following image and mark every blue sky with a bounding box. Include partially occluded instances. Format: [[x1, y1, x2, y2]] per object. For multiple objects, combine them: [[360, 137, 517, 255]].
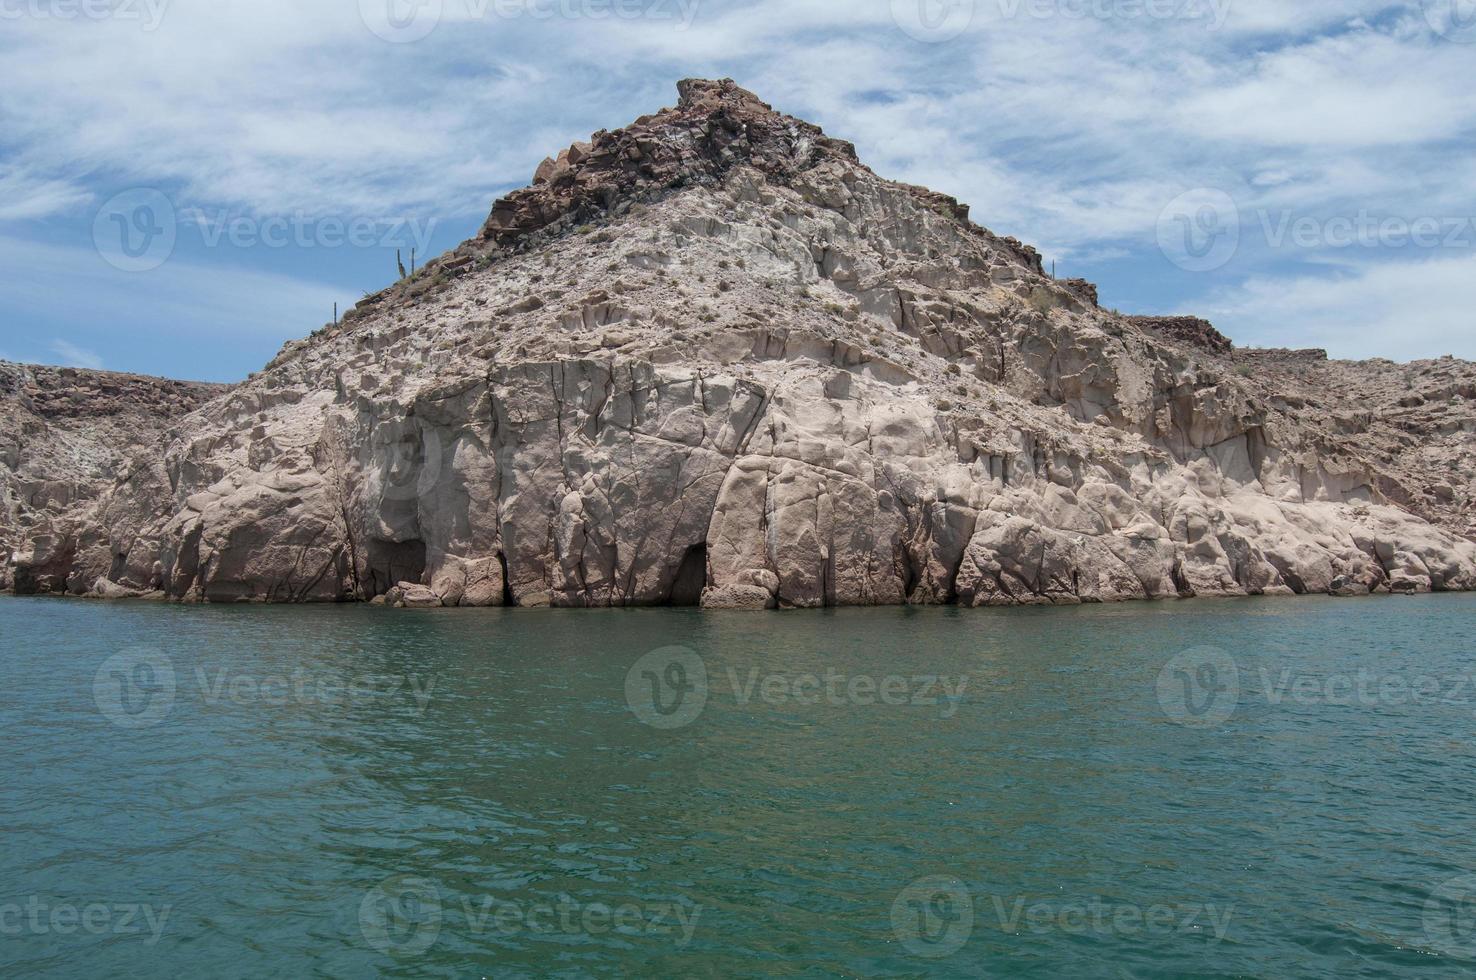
[[1, 0, 1473, 382]]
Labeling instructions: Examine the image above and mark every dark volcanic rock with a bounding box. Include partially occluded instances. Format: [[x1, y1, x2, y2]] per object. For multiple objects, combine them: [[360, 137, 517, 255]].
[[481, 78, 862, 247], [1126, 315, 1233, 356]]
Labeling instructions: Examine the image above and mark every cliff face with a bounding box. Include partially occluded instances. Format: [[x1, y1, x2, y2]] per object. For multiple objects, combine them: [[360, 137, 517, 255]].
[[0, 363, 226, 594], [6, 79, 1475, 607]]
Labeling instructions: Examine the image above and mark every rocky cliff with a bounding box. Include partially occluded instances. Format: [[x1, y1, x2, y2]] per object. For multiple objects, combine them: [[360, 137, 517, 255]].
[[0, 363, 226, 594], [5, 79, 1475, 607]]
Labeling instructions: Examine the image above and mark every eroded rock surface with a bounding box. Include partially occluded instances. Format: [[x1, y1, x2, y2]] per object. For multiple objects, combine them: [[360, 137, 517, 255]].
[[5, 79, 1475, 606], [0, 363, 226, 594]]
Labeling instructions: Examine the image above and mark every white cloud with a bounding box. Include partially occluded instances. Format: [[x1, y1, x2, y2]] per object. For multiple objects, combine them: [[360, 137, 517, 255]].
[[1189, 252, 1476, 361], [0, 168, 92, 221], [0, 0, 1471, 371], [1173, 28, 1476, 149], [49, 339, 104, 370]]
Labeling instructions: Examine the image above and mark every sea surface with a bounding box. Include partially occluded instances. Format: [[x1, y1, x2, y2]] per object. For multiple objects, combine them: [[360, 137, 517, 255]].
[[3, 594, 1476, 977]]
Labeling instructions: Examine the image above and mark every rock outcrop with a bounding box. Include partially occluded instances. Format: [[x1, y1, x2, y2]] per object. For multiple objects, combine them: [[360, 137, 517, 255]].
[[4, 79, 1475, 607], [1126, 316, 1233, 357], [0, 363, 226, 594]]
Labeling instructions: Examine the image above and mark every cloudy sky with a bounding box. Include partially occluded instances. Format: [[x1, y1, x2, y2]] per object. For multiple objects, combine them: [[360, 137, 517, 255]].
[[1, 0, 1472, 381]]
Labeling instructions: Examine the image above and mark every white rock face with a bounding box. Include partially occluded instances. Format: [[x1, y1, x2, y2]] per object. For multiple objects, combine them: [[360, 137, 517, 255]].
[[6, 79, 1475, 606]]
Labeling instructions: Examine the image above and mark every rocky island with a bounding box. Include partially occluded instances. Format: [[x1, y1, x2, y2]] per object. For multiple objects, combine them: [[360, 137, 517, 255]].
[[4, 79, 1474, 608]]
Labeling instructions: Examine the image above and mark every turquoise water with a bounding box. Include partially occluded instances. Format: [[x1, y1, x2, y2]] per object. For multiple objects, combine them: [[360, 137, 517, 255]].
[[3, 595, 1476, 977]]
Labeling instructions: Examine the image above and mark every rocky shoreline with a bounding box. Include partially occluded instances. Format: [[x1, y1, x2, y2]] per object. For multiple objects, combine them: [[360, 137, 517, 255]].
[[4, 79, 1473, 609]]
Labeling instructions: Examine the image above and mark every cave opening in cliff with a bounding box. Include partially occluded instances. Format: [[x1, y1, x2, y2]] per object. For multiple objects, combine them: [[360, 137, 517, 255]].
[[366, 538, 426, 599], [498, 551, 515, 607], [666, 543, 707, 606]]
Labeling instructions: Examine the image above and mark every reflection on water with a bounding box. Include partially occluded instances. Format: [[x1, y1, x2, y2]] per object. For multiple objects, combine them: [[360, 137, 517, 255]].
[[3, 595, 1476, 976]]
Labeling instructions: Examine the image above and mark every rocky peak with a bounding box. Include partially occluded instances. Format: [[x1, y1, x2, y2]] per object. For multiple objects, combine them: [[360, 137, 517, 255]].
[[10, 80, 1476, 607], [1126, 316, 1233, 357], [481, 78, 862, 247], [674, 76, 776, 114]]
